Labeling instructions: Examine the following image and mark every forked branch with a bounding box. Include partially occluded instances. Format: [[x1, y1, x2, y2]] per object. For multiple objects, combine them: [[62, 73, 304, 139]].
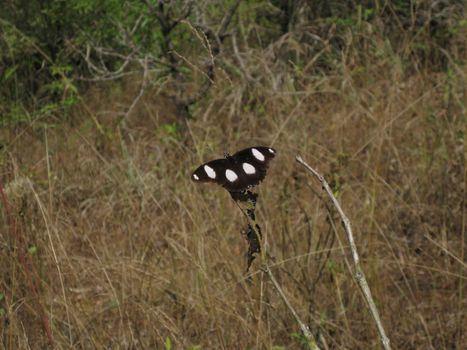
[[296, 155, 392, 350]]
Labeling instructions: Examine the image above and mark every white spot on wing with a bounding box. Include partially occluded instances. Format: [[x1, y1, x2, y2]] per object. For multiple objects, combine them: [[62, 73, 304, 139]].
[[225, 169, 238, 182], [204, 165, 216, 179], [268, 148, 275, 154], [252, 148, 265, 161], [193, 174, 199, 181], [242, 163, 256, 174]]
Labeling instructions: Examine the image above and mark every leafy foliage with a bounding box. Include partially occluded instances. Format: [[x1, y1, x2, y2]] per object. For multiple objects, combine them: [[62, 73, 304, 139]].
[[1, 0, 464, 127]]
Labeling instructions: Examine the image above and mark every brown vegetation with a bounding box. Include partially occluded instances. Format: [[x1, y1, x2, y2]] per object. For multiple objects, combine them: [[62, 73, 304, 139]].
[[1, 2, 466, 349]]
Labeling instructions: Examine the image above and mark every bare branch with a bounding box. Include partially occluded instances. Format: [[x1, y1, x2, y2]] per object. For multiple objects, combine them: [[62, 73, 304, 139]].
[[171, 0, 194, 30], [120, 57, 150, 124], [79, 0, 234, 116], [217, 0, 241, 39], [231, 34, 255, 82], [296, 155, 392, 350]]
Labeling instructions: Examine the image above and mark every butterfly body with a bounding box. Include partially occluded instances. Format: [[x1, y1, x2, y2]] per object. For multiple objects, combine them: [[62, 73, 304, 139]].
[[192, 146, 276, 192]]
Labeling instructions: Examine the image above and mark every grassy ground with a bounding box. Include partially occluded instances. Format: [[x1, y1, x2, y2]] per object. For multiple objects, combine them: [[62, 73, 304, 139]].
[[1, 13, 466, 350]]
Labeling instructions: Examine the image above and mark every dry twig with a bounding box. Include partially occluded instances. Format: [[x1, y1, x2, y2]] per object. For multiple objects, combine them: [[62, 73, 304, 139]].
[[232, 192, 321, 350], [261, 264, 320, 350], [296, 155, 392, 350]]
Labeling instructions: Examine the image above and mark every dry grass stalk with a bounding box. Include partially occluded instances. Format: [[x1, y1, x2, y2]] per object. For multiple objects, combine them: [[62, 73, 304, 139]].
[[1, 3, 464, 347], [233, 193, 320, 349], [261, 264, 318, 350], [296, 155, 392, 350]]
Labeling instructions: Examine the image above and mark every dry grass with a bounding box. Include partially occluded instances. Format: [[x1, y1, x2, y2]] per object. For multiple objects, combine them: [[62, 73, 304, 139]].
[[1, 18, 466, 350]]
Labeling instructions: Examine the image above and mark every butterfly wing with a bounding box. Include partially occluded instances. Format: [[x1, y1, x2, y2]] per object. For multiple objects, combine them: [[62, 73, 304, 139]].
[[220, 160, 256, 192], [192, 146, 276, 192], [232, 146, 276, 163], [229, 146, 276, 190], [191, 158, 230, 186]]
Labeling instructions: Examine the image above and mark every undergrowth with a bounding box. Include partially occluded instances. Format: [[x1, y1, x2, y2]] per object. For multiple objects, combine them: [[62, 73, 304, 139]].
[[0, 1, 465, 349]]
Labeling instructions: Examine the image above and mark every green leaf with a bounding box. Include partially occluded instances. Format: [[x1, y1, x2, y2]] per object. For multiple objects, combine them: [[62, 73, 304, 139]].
[[326, 260, 338, 275], [164, 336, 172, 350], [363, 8, 374, 20], [28, 245, 37, 255], [3, 65, 18, 81], [456, 129, 464, 140], [162, 123, 178, 136], [291, 332, 318, 348]]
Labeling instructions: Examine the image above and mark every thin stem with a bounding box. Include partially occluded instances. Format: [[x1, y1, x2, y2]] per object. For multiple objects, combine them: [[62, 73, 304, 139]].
[[262, 264, 320, 350], [296, 155, 392, 350], [231, 192, 321, 349], [0, 181, 54, 346]]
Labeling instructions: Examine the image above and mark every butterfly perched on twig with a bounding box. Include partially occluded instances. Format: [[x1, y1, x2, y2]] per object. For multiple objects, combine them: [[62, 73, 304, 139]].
[[191, 146, 276, 192]]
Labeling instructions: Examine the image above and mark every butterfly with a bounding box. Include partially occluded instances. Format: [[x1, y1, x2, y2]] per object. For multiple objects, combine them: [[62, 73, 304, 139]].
[[191, 146, 276, 192]]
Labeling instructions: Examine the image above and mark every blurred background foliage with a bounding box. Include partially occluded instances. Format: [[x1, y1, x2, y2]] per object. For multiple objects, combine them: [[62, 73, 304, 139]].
[[1, 0, 465, 126], [0, 1, 465, 349]]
